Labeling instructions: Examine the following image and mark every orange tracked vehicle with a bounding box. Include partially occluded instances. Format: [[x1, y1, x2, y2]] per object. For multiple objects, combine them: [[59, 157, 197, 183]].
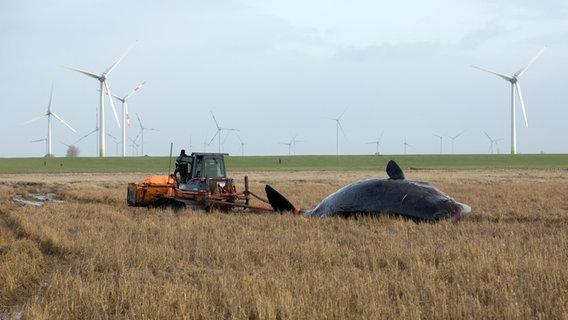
[[127, 152, 274, 211]]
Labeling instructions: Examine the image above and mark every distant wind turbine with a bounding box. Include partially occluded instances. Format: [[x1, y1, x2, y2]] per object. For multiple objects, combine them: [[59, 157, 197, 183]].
[[62, 44, 135, 157], [135, 113, 158, 156], [25, 82, 76, 157], [449, 130, 465, 154], [403, 137, 412, 155], [328, 109, 347, 157], [290, 135, 305, 155], [236, 134, 247, 156], [279, 140, 292, 155], [366, 132, 384, 155], [209, 111, 239, 153], [484, 131, 503, 154], [129, 136, 141, 156], [433, 134, 443, 154], [472, 47, 545, 154], [111, 81, 146, 157]]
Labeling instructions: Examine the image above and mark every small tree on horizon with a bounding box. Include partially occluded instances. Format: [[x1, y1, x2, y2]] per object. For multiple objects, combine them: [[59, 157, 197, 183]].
[[66, 145, 79, 157]]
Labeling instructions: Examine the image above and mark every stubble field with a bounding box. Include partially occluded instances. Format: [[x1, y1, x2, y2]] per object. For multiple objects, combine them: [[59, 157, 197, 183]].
[[1, 168, 567, 319]]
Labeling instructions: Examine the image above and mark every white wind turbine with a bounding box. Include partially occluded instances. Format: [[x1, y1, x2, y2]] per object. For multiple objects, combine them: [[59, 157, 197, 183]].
[[236, 134, 246, 156], [63, 44, 134, 157], [25, 82, 76, 157], [366, 131, 383, 155], [433, 133, 443, 154], [449, 130, 465, 154], [209, 111, 239, 153], [279, 140, 292, 155], [484, 131, 503, 154], [472, 47, 545, 154], [111, 81, 146, 157], [328, 109, 347, 157], [135, 113, 158, 156]]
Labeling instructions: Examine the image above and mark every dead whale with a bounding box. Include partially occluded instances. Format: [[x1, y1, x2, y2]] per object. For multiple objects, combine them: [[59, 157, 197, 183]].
[[265, 160, 471, 221]]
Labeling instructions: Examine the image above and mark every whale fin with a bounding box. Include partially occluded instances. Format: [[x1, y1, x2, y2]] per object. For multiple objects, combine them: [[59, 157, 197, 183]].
[[265, 185, 296, 213], [386, 160, 405, 180]]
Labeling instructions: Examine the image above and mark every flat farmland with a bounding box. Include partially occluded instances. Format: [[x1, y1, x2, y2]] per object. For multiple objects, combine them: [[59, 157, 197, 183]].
[[1, 167, 568, 319]]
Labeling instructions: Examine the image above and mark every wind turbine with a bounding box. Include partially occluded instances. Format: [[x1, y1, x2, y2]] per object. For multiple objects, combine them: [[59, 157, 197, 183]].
[[236, 134, 247, 156], [129, 136, 141, 156], [472, 47, 545, 154], [366, 131, 384, 155], [279, 140, 292, 155], [291, 135, 304, 155], [433, 134, 443, 154], [135, 113, 158, 156], [328, 109, 347, 157], [110, 81, 146, 157], [25, 82, 76, 157], [209, 111, 239, 153], [484, 131, 503, 154], [62, 44, 134, 157], [403, 137, 412, 155], [449, 130, 465, 154]]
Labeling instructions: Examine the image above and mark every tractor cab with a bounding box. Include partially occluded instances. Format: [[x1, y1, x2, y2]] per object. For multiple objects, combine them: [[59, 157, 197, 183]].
[[176, 152, 229, 192]]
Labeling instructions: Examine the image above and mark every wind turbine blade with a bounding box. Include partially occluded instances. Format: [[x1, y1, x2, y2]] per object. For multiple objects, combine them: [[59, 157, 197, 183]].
[[338, 121, 347, 138], [136, 113, 144, 130], [483, 131, 492, 141], [451, 130, 466, 139], [24, 114, 47, 124], [515, 83, 529, 127], [124, 81, 146, 100], [47, 82, 54, 113], [210, 111, 220, 129], [515, 47, 546, 78], [209, 131, 219, 145], [471, 65, 513, 82], [51, 112, 77, 132], [338, 108, 348, 120], [124, 101, 131, 128], [104, 44, 136, 75], [61, 65, 101, 79], [74, 128, 97, 144], [104, 81, 121, 128]]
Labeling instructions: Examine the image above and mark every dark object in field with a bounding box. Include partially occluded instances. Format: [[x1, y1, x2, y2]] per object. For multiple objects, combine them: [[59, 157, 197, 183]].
[[265, 160, 471, 221]]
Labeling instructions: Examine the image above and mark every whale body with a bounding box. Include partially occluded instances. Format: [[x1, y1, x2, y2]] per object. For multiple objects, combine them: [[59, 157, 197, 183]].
[[265, 160, 471, 221]]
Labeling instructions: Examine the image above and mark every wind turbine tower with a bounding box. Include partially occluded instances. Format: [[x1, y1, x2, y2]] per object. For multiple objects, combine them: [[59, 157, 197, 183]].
[[472, 47, 545, 154], [63, 44, 134, 157], [25, 82, 76, 157]]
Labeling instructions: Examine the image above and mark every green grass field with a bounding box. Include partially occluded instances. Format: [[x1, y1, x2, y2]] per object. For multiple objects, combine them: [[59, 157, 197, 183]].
[[0, 154, 567, 174]]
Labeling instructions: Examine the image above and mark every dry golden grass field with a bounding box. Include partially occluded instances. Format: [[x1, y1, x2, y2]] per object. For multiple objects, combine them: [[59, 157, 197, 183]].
[[1, 169, 568, 319]]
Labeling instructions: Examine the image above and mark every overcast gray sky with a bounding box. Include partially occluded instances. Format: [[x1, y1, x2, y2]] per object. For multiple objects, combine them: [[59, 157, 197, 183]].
[[2, 0, 567, 157]]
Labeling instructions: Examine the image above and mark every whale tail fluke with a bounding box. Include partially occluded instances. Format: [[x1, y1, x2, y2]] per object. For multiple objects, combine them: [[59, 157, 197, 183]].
[[265, 185, 298, 214]]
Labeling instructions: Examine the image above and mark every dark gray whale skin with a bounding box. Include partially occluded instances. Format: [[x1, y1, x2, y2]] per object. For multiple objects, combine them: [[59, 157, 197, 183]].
[[265, 160, 471, 221]]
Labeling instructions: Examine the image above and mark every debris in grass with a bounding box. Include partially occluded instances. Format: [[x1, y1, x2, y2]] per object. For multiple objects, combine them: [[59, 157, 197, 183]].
[[12, 192, 63, 206]]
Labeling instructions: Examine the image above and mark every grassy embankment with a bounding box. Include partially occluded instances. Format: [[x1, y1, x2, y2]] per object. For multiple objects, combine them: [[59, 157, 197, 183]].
[[1, 153, 567, 174]]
